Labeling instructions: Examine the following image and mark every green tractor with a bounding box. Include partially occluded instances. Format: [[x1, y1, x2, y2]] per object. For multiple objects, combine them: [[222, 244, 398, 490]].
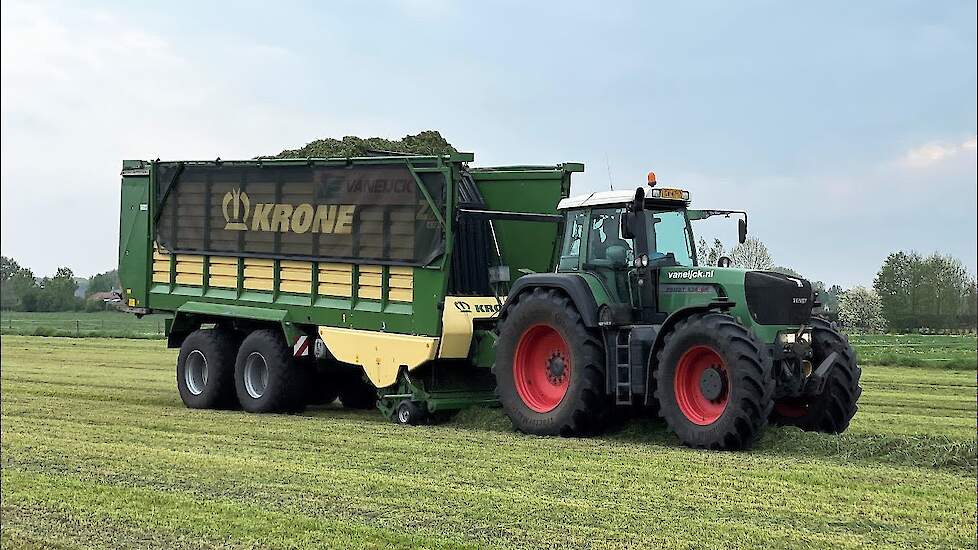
[[493, 174, 861, 449]]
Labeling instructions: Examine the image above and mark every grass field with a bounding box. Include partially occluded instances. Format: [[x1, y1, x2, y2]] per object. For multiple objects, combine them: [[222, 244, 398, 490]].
[[0, 311, 170, 339], [849, 333, 977, 370], [1, 335, 975, 549]]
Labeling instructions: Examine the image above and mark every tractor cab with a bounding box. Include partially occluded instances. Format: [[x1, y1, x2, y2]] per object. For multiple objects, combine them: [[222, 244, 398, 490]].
[[556, 182, 695, 272], [555, 172, 744, 321]]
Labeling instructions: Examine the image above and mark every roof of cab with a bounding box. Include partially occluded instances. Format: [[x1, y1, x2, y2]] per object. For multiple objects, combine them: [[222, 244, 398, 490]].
[[557, 190, 638, 210]]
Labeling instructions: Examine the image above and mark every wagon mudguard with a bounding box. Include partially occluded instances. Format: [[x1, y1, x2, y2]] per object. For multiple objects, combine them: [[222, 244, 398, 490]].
[[166, 302, 302, 348], [500, 274, 600, 327]]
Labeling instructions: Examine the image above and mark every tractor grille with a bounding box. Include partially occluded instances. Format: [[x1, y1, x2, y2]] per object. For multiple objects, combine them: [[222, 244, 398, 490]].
[[744, 271, 813, 325]]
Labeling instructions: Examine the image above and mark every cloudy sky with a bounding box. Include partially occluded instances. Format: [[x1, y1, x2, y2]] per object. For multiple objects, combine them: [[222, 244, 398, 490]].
[[2, 0, 975, 287]]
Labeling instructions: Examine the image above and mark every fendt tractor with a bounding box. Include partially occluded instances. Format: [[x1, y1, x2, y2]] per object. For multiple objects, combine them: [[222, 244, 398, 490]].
[[118, 152, 861, 450]]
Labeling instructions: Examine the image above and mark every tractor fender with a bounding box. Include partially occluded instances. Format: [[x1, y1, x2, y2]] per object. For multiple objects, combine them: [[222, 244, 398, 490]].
[[500, 274, 600, 327], [644, 300, 737, 405]]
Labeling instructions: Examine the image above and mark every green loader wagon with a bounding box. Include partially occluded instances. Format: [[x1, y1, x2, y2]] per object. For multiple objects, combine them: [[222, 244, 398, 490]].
[[119, 154, 860, 449]]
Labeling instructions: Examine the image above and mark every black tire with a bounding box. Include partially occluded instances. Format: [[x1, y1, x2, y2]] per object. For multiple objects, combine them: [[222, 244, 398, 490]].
[[176, 328, 238, 409], [234, 329, 305, 413], [336, 369, 378, 410], [305, 367, 340, 406], [770, 318, 861, 433], [493, 288, 610, 436], [653, 313, 774, 450], [393, 400, 427, 425]]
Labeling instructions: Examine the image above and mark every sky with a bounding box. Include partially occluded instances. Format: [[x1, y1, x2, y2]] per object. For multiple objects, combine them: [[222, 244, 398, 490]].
[[1, 0, 975, 288]]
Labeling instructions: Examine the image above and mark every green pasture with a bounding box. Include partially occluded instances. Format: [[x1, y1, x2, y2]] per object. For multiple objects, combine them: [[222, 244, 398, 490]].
[[1, 335, 975, 549], [0, 311, 169, 339]]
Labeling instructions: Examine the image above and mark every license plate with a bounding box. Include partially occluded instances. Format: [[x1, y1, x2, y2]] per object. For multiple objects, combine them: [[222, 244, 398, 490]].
[[660, 188, 684, 200]]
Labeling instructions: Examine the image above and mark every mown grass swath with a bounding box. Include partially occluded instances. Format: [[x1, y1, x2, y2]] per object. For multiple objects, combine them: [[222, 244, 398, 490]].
[[2, 335, 975, 549]]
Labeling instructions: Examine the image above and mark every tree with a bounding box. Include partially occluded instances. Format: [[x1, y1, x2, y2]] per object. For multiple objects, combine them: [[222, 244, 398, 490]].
[[874, 250, 975, 331], [37, 267, 80, 311], [730, 237, 774, 270], [921, 254, 969, 327], [961, 278, 978, 329], [771, 265, 804, 279], [874, 251, 914, 330], [1, 256, 37, 310], [86, 269, 119, 296], [696, 237, 726, 267], [838, 286, 886, 332], [816, 283, 844, 322]]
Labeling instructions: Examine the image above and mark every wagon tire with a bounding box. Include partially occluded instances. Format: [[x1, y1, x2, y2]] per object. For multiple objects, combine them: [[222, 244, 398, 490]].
[[234, 329, 306, 413], [494, 287, 610, 436], [176, 328, 238, 409], [770, 318, 861, 433], [654, 313, 774, 450], [394, 400, 427, 425], [305, 368, 340, 406], [337, 370, 378, 410]]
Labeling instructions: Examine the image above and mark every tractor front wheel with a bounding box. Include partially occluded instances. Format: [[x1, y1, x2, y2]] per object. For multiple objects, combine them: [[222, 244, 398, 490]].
[[654, 313, 773, 450], [771, 318, 861, 433], [494, 288, 610, 436]]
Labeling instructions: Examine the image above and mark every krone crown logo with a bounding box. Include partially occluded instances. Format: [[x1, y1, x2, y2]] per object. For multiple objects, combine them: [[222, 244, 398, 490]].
[[222, 188, 250, 230]]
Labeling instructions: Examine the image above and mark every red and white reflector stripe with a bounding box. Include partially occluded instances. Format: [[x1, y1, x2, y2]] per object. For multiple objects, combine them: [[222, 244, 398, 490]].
[[293, 335, 311, 357]]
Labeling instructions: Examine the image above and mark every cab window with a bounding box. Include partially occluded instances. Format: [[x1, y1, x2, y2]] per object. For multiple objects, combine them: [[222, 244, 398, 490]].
[[558, 211, 587, 270], [586, 208, 633, 267], [650, 210, 694, 266]]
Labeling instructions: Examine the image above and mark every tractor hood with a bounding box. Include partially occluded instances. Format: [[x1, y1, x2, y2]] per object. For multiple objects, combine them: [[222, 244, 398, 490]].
[[659, 266, 814, 328]]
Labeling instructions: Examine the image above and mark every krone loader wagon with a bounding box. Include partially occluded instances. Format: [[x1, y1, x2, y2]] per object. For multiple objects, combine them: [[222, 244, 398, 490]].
[[119, 153, 576, 421]]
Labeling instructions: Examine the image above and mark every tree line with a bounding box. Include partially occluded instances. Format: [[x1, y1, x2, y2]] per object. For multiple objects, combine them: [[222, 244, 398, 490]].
[[873, 251, 977, 331], [1, 256, 118, 312], [697, 237, 976, 333], [4, 239, 975, 333]]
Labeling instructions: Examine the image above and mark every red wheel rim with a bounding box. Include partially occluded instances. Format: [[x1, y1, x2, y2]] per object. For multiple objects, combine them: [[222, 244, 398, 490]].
[[674, 345, 729, 425], [513, 324, 571, 413]]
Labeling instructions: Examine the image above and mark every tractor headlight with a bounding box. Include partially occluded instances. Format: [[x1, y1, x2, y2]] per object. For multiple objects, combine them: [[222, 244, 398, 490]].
[[634, 254, 649, 267], [778, 330, 812, 346]]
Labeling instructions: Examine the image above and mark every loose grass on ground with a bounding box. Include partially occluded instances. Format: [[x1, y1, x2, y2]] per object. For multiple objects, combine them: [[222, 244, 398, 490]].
[[0, 311, 169, 339], [1, 335, 976, 549]]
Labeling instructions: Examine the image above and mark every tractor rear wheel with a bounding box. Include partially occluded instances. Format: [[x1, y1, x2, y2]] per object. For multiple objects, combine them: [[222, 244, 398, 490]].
[[654, 313, 773, 450], [771, 318, 861, 433], [234, 329, 306, 413], [176, 328, 238, 409], [494, 288, 610, 436]]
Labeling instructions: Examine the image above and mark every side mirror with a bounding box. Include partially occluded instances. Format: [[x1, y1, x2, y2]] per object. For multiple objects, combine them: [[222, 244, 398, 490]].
[[621, 212, 635, 239], [631, 187, 646, 212], [738, 218, 747, 243]]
